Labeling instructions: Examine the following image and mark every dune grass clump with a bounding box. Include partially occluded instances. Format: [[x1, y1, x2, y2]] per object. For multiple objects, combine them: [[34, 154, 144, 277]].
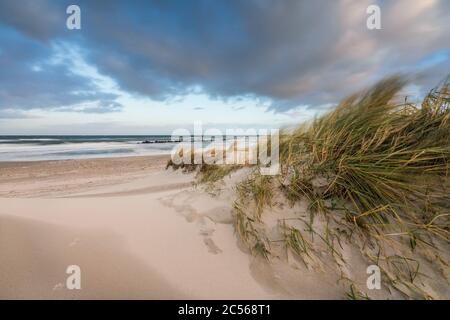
[[167, 76, 449, 297], [165, 148, 197, 172], [166, 147, 242, 185], [231, 76, 449, 298], [280, 76, 449, 237], [235, 171, 274, 220], [230, 170, 274, 258], [233, 200, 271, 259], [196, 164, 243, 185], [167, 159, 242, 185]]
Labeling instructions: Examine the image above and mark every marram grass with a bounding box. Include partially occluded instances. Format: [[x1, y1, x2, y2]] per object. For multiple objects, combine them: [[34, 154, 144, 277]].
[[278, 76, 449, 238], [169, 76, 450, 298]]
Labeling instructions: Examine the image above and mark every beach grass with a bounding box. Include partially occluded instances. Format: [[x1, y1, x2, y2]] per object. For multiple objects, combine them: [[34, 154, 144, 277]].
[[197, 164, 243, 185], [168, 75, 449, 298], [254, 76, 448, 298], [278, 76, 449, 256]]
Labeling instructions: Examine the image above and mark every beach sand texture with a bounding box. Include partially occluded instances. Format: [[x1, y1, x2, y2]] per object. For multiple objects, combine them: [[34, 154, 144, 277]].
[[1, 155, 448, 299], [0, 155, 343, 299]]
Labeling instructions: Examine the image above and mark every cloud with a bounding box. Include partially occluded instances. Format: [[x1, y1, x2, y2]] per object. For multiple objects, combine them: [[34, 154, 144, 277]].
[[0, 0, 64, 41], [0, 26, 122, 113], [0, 0, 449, 114], [53, 100, 123, 114], [0, 109, 37, 119]]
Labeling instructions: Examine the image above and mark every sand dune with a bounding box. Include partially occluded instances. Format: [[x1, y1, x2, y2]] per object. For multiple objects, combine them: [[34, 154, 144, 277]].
[[0, 156, 292, 299], [2, 155, 448, 299]]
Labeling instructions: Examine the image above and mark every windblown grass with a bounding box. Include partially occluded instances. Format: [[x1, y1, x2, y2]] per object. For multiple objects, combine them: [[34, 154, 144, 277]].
[[233, 76, 450, 298], [168, 75, 449, 298], [166, 147, 242, 185], [197, 164, 242, 184], [235, 171, 274, 220], [279, 76, 449, 238], [233, 200, 271, 258]]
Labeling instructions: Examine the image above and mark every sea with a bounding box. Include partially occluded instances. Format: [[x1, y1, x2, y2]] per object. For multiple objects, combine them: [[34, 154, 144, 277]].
[[0, 135, 181, 162], [0, 135, 246, 162]]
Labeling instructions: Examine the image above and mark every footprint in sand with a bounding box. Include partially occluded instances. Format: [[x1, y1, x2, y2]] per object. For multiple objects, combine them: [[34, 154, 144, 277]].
[[203, 237, 222, 254], [199, 221, 223, 254], [160, 191, 224, 254]]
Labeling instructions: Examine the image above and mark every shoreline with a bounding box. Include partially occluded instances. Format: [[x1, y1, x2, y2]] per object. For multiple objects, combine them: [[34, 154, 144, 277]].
[[0, 155, 171, 198], [0, 153, 172, 167], [0, 154, 171, 167]]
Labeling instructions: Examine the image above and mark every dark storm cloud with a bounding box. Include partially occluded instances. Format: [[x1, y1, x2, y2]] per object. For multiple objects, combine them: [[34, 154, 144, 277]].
[[0, 0, 449, 113], [77, 0, 450, 110], [0, 0, 123, 113], [79, 0, 344, 104], [0, 0, 63, 41], [0, 24, 123, 113], [0, 28, 75, 107], [0, 31, 124, 113]]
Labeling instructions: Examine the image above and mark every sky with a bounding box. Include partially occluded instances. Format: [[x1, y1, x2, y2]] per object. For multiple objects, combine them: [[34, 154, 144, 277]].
[[0, 0, 449, 135]]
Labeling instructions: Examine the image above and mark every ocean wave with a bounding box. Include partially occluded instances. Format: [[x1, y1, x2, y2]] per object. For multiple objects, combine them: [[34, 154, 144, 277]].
[[18, 138, 60, 141], [0, 136, 253, 161], [0, 140, 174, 161]]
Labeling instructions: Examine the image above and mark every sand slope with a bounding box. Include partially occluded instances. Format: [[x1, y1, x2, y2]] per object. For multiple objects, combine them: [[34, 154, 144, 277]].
[[5, 156, 432, 299], [0, 157, 284, 299]]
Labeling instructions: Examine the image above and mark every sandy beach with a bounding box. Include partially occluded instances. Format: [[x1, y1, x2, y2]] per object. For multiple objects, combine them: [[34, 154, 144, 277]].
[[1, 0, 449, 304], [0, 155, 341, 299], [1, 153, 449, 300]]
